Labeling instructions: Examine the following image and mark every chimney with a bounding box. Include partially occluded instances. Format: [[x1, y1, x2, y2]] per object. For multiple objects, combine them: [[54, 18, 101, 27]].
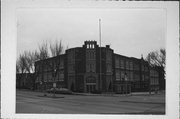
[[106, 45, 110, 48]]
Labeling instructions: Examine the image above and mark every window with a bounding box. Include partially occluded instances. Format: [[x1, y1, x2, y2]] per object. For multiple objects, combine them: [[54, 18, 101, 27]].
[[92, 64, 95, 72], [129, 61, 133, 70], [86, 51, 89, 59], [141, 65, 144, 71], [68, 50, 75, 63], [47, 72, 50, 81], [134, 74, 140, 81], [134, 63, 139, 71], [145, 75, 149, 81], [86, 63, 95, 72], [125, 72, 129, 81], [59, 73, 64, 81], [39, 74, 42, 82], [93, 52, 95, 59], [106, 51, 112, 61], [156, 78, 159, 84], [90, 51, 95, 59], [68, 64, 75, 73], [90, 64, 92, 72], [36, 76, 39, 82], [68, 76, 75, 82], [87, 63, 95, 72], [59, 60, 64, 69], [142, 74, 144, 81], [87, 44, 89, 48], [59, 70, 64, 81], [120, 71, 125, 80], [120, 60, 124, 69], [47, 72, 52, 82], [86, 64, 90, 72], [115, 58, 120, 68], [126, 61, 129, 70], [86, 64, 89, 72], [151, 78, 155, 85], [44, 74, 47, 82], [106, 64, 112, 72], [145, 66, 148, 71], [155, 71, 159, 77], [87, 44, 95, 49], [130, 72, 133, 81], [115, 70, 120, 80], [86, 51, 95, 60], [106, 75, 111, 81]]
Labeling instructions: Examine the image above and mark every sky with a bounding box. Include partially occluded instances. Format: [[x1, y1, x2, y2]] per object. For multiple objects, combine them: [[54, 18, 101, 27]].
[[17, 8, 166, 59]]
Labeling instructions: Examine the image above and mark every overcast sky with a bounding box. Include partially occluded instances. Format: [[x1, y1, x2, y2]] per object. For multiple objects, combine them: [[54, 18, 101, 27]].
[[17, 8, 166, 59]]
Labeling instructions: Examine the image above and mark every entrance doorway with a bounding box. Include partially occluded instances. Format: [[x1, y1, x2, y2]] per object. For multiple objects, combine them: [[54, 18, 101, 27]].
[[71, 83, 74, 92], [86, 85, 96, 93], [86, 76, 96, 93]]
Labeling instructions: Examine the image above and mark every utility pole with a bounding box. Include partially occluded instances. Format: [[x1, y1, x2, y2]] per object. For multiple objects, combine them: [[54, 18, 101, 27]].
[[99, 19, 102, 91]]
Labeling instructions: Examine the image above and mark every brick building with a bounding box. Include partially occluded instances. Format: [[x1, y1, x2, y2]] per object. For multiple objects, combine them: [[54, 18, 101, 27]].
[[35, 41, 165, 93]]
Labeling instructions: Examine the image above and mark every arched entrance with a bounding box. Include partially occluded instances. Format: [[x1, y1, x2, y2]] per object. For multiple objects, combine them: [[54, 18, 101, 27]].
[[86, 77, 96, 93]]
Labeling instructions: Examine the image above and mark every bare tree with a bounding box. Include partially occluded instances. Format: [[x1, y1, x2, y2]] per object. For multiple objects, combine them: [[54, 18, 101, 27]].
[[48, 39, 64, 97], [24, 50, 42, 90], [38, 41, 49, 60], [16, 39, 66, 92], [66, 44, 69, 50], [16, 60, 20, 73], [16, 40, 49, 90], [16, 53, 27, 74], [24, 51, 40, 73], [146, 48, 166, 68], [48, 39, 64, 72], [35, 41, 49, 93], [34, 50, 41, 60], [16, 53, 28, 89], [49, 39, 64, 57]]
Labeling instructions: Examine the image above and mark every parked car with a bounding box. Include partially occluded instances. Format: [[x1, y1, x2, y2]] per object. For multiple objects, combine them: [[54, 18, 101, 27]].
[[46, 88, 72, 94]]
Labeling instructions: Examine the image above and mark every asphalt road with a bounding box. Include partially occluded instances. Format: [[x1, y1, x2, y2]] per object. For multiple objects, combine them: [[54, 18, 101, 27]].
[[16, 90, 165, 114]]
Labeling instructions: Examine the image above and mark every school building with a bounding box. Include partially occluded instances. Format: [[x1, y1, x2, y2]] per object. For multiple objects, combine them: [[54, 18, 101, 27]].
[[34, 41, 165, 93]]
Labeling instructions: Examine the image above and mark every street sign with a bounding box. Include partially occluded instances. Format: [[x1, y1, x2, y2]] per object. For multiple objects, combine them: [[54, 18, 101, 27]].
[[124, 73, 128, 81], [53, 83, 56, 88]]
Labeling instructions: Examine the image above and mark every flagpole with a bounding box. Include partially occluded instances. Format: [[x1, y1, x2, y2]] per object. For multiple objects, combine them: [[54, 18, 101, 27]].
[[99, 19, 102, 91]]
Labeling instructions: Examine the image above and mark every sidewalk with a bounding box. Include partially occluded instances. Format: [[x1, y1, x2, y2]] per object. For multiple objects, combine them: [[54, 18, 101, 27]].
[[17, 89, 165, 97], [73, 91, 164, 97], [73, 92, 132, 97]]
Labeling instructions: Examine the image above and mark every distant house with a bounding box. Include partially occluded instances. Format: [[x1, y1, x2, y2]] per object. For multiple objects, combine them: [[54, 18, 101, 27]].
[[34, 41, 165, 93]]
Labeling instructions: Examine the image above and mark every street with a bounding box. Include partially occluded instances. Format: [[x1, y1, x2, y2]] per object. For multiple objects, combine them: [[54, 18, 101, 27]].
[[16, 90, 165, 114]]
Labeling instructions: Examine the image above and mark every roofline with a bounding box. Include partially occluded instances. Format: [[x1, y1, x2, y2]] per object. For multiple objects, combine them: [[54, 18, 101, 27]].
[[66, 47, 83, 51], [114, 53, 149, 63], [114, 53, 132, 59], [35, 54, 65, 63]]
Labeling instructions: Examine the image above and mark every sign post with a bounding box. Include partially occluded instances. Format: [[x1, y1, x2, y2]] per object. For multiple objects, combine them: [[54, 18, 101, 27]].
[[53, 68, 57, 98], [125, 73, 128, 96], [40, 81, 42, 92]]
